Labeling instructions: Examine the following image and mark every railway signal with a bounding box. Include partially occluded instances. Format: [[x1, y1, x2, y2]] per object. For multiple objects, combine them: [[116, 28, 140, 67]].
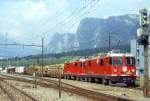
[[137, 8, 149, 97], [138, 8, 149, 45]]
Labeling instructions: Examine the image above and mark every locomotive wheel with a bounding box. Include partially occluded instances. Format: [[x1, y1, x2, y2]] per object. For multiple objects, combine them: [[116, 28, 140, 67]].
[[84, 77, 88, 82], [67, 76, 71, 80], [72, 76, 76, 80], [76, 77, 80, 81], [102, 79, 109, 85], [66, 76, 69, 79], [69, 76, 71, 80], [87, 78, 91, 82], [126, 83, 130, 87], [73, 76, 76, 80], [126, 81, 135, 87], [98, 78, 102, 84], [64, 76, 66, 79], [88, 78, 94, 83], [80, 77, 83, 81], [108, 80, 112, 85]]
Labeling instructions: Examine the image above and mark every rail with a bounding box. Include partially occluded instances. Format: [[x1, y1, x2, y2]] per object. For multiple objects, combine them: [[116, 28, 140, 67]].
[[0, 73, 134, 101], [39, 77, 134, 101], [0, 77, 37, 101]]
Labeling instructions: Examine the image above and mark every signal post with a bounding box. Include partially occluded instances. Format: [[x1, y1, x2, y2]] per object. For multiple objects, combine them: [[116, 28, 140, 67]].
[[137, 8, 149, 97]]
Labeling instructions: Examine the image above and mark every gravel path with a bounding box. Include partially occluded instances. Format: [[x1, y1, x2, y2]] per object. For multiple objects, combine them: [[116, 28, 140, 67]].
[[47, 77, 150, 101], [5, 80, 97, 101], [0, 88, 12, 101]]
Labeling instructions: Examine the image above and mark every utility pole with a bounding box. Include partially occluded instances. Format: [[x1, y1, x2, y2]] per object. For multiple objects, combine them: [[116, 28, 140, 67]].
[[41, 37, 44, 77], [58, 68, 62, 98], [109, 33, 111, 51], [0, 42, 45, 71], [137, 8, 149, 97]]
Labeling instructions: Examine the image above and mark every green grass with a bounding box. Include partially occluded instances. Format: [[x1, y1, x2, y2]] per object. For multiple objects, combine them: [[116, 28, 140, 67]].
[[135, 77, 150, 88], [0, 56, 80, 68]]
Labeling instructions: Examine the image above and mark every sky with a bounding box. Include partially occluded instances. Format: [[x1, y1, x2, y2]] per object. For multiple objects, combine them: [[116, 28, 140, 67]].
[[0, 0, 150, 45]]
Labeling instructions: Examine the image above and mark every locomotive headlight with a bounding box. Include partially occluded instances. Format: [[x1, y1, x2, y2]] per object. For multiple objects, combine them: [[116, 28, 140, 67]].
[[122, 66, 127, 72], [114, 68, 117, 72], [131, 69, 135, 73]]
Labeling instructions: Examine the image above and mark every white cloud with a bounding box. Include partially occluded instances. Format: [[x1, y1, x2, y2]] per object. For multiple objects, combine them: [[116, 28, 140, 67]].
[[8, 29, 22, 39], [23, 1, 48, 20], [0, 0, 150, 45]]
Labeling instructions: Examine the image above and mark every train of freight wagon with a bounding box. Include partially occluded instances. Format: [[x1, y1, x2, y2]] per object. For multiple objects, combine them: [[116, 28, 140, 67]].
[[8, 50, 136, 86]]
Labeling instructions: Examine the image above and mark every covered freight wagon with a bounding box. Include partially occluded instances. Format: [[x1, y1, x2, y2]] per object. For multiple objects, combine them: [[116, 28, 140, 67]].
[[15, 66, 25, 74], [7, 66, 16, 73]]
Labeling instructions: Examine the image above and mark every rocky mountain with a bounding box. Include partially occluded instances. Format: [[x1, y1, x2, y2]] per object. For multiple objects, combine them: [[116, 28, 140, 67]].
[[47, 33, 75, 53], [76, 14, 139, 50], [48, 14, 140, 53]]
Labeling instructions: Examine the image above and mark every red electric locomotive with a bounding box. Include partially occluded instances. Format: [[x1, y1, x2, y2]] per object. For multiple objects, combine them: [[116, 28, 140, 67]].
[[63, 50, 136, 86]]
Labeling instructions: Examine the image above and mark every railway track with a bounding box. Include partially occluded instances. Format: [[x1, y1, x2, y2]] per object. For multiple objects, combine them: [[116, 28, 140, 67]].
[[0, 73, 134, 101], [40, 77, 134, 101], [0, 77, 37, 101], [0, 81, 12, 101]]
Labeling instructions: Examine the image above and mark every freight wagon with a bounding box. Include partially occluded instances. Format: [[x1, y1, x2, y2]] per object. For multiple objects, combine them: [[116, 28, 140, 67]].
[[24, 64, 63, 77], [15, 66, 25, 74], [7, 67, 16, 73]]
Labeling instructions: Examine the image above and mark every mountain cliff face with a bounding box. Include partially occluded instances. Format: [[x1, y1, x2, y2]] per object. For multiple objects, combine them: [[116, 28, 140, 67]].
[[47, 33, 75, 53], [76, 14, 139, 49], [48, 14, 139, 53]]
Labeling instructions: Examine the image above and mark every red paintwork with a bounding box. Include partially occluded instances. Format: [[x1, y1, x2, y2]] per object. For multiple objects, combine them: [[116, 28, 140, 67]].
[[64, 54, 136, 80]]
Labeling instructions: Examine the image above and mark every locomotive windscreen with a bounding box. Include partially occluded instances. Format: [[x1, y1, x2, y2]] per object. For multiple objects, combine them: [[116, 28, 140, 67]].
[[111, 57, 122, 65], [126, 57, 135, 66]]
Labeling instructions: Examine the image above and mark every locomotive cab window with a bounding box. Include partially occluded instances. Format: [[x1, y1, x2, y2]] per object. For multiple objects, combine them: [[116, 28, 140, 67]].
[[80, 62, 82, 67], [88, 61, 91, 67], [80, 62, 85, 67], [100, 58, 103, 65], [126, 57, 135, 66], [105, 58, 109, 66], [109, 57, 112, 65], [74, 62, 77, 67], [112, 57, 122, 65]]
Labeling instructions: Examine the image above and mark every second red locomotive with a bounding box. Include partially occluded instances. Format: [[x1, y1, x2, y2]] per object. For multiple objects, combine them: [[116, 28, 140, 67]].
[[63, 50, 136, 86]]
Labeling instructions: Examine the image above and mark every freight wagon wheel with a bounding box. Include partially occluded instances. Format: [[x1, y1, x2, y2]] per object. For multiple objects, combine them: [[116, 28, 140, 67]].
[[102, 79, 109, 85]]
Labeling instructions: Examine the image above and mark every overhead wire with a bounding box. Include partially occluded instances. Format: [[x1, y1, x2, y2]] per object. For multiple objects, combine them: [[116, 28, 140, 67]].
[[25, 0, 101, 53], [62, 0, 101, 33], [43, 0, 94, 35], [44, 0, 96, 52]]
